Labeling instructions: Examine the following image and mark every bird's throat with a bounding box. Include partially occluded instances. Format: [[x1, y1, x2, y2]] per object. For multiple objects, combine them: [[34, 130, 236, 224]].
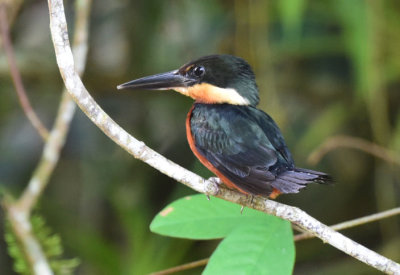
[[174, 83, 249, 105]]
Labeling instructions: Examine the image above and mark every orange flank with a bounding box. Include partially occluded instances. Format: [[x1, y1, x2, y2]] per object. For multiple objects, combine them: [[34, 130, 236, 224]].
[[186, 105, 281, 199], [186, 106, 248, 196], [269, 189, 281, 199]]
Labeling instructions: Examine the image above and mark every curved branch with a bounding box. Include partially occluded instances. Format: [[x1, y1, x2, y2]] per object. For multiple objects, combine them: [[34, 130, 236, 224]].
[[0, 4, 49, 140], [47, 0, 400, 273], [308, 135, 400, 166], [18, 0, 91, 212], [49, 0, 217, 197]]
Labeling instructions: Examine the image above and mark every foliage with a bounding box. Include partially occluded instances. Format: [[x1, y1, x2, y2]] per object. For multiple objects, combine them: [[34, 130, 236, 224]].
[[4, 213, 80, 275], [151, 195, 295, 274]]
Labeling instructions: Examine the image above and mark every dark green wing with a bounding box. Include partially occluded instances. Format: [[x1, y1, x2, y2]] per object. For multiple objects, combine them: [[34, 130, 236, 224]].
[[251, 107, 294, 166], [190, 104, 294, 195]]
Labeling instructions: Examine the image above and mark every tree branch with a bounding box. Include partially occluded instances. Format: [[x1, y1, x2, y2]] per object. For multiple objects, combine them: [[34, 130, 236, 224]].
[[0, 3, 49, 141], [308, 135, 400, 166], [294, 207, 400, 241], [3, 0, 92, 274], [149, 258, 209, 275], [47, 0, 400, 273]]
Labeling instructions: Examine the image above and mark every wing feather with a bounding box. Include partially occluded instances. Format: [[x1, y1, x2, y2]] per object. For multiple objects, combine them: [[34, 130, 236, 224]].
[[190, 104, 291, 195]]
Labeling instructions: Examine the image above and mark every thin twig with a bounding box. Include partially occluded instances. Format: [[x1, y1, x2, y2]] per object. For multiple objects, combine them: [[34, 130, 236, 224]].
[[151, 207, 400, 274], [17, 91, 77, 212], [150, 258, 209, 275], [294, 207, 400, 241], [308, 135, 400, 166], [47, 0, 400, 273], [0, 3, 49, 141], [3, 0, 92, 274], [17, 0, 91, 212]]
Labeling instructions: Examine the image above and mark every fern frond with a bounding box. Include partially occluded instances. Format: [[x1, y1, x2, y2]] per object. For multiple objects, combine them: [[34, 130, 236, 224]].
[[4, 212, 80, 275]]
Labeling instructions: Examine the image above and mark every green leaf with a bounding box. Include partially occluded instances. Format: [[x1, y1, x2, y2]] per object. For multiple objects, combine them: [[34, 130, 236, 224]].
[[203, 220, 295, 275], [151, 195, 295, 274], [150, 194, 280, 239]]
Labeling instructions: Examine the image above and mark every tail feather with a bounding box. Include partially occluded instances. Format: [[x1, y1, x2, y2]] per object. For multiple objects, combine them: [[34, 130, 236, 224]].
[[294, 167, 333, 184], [271, 167, 332, 194]]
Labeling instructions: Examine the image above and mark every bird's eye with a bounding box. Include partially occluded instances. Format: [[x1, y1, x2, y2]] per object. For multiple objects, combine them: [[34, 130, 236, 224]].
[[192, 66, 205, 77]]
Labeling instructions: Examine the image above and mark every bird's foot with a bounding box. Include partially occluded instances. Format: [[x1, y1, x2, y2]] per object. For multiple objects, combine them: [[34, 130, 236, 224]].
[[205, 177, 221, 199], [240, 195, 255, 214], [208, 177, 222, 186]]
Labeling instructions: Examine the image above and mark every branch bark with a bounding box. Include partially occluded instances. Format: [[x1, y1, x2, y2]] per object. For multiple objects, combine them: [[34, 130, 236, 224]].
[[47, 0, 400, 273], [294, 207, 400, 241], [3, 0, 92, 274]]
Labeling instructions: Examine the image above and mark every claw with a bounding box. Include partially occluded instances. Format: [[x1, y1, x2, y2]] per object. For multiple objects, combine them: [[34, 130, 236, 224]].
[[208, 177, 222, 185], [206, 176, 220, 196]]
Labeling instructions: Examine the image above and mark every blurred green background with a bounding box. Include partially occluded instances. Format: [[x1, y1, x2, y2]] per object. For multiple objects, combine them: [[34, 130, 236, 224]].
[[1, 0, 400, 274]]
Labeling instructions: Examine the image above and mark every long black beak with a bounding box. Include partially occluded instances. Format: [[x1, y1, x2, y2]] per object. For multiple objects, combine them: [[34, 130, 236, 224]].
[[117, 70, 193, 90]]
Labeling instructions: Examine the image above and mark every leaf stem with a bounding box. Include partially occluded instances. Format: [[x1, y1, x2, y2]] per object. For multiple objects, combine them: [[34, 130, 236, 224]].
[[149, 258, 209, 275]]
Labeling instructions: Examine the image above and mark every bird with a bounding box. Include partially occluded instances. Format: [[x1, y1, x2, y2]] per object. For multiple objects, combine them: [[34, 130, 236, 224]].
[[117, 54, 331, 199]]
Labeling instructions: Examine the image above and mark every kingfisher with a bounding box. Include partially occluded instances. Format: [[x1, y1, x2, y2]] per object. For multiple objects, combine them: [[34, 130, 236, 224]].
[[118, 54, 331, 198]]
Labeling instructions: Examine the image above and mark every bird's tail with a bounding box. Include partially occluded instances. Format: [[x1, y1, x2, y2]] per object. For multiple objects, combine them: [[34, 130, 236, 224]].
[[272, 167, 332, 194]]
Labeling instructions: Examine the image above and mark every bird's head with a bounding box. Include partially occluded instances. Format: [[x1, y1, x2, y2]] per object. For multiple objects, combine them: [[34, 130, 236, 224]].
[[117, 54, 259, 106]]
